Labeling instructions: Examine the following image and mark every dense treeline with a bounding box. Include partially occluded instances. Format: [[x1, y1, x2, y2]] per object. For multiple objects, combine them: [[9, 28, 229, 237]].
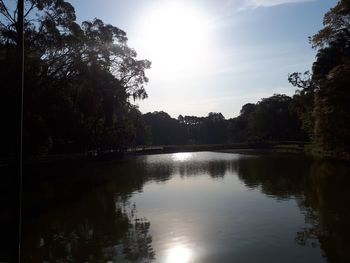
[[140, 94, 307, 146], [0, 0, 150, 158]]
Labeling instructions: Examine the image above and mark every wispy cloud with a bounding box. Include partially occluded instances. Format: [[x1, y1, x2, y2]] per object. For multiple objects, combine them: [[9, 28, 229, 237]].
[[226, 0, 316, 10]]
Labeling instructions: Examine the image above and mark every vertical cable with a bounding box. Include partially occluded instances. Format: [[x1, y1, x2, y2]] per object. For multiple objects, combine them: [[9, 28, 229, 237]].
[[17, 0, 24, 262]]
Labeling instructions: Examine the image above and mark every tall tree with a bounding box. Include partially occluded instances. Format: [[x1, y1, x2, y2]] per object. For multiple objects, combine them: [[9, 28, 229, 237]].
[[0, 0, 151, 156], [310, 0, 350, 155], [288, 0, 350, 157]]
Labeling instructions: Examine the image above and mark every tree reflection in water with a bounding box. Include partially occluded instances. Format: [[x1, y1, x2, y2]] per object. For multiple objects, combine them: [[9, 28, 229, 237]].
[[236, 155, 350, 263], [22, 162, 156, 262], [296, 161, 350, 263], [20, 153, 350, 263]]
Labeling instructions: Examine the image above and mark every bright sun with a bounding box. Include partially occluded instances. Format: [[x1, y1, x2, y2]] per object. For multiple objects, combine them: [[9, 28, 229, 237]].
[[136, 2, 212, 75]]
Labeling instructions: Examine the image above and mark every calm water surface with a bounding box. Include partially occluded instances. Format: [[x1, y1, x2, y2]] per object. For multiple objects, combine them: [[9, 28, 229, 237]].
[[21, 152, 350, 262]]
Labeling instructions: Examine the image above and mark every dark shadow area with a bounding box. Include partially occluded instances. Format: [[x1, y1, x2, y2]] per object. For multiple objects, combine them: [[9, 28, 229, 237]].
[[0, 166, 20, 262], [21, 161, 156, 262]]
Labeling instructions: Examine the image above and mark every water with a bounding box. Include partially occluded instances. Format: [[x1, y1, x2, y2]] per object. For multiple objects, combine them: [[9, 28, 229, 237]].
[[19, 152, 350, 262]]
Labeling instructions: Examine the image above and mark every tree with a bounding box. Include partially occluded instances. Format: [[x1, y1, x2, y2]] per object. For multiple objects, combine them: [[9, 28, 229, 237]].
[[310, 0, 350, 48], [310, 0, 350, 155], [248, 94, 305, 141], [288, 71, 315, 138], [0, 0, 151, 156], [313, 64, 350, 152], [287, 0, 350, 157], [142, 111, 187, 145], [202, 112, 227, 144]]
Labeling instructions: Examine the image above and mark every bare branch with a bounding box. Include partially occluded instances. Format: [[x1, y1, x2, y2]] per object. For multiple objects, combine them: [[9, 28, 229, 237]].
[[13, 3, 17, 21], [24, 2, 35, 18], [0, 0, 16, 24]]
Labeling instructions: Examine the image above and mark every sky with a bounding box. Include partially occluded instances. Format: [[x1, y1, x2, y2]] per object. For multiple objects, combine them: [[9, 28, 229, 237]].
[[71, 0, 337, 118]]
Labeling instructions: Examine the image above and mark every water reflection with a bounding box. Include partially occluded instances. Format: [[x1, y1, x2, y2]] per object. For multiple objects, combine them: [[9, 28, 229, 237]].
[[19, 152, 350, 263], [235, 155, 350, 263], [143, 152, 241, 180], [21, 166, 156, 263], [172, 152, 192, 162], [166, 245, 193, 263]]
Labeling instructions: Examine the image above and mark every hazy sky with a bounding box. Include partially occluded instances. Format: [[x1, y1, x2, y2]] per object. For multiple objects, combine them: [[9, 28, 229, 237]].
[[71, 0, 337, 118]]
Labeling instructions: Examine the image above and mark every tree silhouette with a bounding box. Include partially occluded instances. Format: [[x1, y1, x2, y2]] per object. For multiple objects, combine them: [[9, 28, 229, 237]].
[[0, 0, 151, 156]]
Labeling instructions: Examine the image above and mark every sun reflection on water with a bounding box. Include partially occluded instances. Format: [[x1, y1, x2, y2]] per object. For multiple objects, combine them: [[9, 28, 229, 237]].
[[166, 245, 193, 263], [172, 152, 192, 162]]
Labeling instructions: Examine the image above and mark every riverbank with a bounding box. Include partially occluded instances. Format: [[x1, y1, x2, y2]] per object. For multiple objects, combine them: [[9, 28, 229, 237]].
[[129, 142, 350, 161], [127, 141, 307, 155], [0, 141, 314, 167], [43, 141, 309, 164]]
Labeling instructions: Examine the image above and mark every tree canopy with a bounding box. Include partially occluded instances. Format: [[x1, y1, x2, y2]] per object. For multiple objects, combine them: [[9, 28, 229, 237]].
[[0, 0, 151, 156], [289, 0, 350, 158]]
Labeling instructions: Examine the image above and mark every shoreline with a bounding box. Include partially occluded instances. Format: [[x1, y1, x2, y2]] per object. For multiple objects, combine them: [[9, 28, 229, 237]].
[[9, 141, 306, 166], [8, 141, 350, 166]]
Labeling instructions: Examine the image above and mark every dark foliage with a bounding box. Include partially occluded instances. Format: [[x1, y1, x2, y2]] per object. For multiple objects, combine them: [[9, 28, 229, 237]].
[[0, 0, 150, 158], [289, 0, 350, 158], [141, 94, 306, 146]]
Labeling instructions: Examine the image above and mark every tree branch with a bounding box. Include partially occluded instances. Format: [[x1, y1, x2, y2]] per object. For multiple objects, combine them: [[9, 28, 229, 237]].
[[24, 2, 35, 18], [0, 0, 16, 24]]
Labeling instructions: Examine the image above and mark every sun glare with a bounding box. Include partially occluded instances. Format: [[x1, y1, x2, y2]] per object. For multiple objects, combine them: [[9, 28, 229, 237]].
[[136, 2, 212, 75], [166, 245, 193, 263], [172, 152, 192, 162]]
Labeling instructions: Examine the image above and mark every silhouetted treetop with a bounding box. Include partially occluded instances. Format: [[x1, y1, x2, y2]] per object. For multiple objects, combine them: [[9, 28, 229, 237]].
[[288, 0, 350, 158], [310, 0, 350, 48]]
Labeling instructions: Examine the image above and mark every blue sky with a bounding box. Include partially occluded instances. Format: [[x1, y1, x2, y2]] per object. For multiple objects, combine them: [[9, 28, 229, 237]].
[[71, 0, 337, 118]]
